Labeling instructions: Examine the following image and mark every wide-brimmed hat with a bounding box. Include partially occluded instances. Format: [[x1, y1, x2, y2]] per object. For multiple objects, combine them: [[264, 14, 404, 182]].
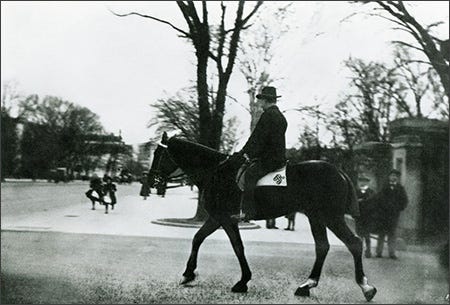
[[256, 86, 282, 100]]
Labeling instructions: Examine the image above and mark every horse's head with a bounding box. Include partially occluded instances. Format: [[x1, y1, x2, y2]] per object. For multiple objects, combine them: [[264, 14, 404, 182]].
[[149, 134, 179, 187]]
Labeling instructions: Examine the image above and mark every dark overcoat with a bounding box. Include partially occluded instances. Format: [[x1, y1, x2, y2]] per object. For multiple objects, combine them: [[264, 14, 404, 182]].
[[104, 182, 117, 204], [377, 183, 408, 229], [241, 105, 287, 170]]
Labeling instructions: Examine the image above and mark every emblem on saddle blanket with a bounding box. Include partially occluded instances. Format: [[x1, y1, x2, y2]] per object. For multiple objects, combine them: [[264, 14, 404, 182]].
[[237, 166, 287, 191]]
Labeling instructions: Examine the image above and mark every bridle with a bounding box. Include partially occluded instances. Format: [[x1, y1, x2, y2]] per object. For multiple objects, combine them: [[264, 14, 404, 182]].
[[151, 142, 233, 185]]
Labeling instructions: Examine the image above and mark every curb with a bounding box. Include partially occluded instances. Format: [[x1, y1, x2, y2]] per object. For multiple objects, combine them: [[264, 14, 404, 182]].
[[151, 218, 261, 230]]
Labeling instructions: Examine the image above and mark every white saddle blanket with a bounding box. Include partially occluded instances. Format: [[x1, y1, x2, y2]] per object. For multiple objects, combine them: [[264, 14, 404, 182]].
[[237, 166, 287, 191], [256, 166, 287, 187]]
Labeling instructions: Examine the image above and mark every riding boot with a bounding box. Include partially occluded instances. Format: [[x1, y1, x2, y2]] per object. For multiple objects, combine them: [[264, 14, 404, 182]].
[[242, 188, 256, 220]]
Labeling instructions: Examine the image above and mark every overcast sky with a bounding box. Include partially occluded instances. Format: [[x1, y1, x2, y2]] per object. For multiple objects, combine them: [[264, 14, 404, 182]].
[[1, 1, 448, 149]]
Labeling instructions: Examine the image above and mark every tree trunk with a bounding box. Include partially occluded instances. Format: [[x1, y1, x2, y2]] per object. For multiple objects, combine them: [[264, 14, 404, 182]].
[[192, 25, 211, 220], [210, 82, 228, 150], [196, 49, 211, 147], [192, 185, 209, 221]]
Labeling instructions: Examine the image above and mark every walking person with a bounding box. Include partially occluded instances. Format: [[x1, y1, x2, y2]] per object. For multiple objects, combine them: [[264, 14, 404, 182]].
[[85, 175, 104, 210], [230, 86, 288, 221], [266, 218, 278, 229], [103, 176, 117, 211], [375, 169, 408, 259], [284, 212, 296, 231], [140, 172, 151, 200]]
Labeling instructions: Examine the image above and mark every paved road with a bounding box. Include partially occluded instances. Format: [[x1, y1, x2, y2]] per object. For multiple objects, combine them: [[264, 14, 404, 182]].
[[1, 231, 448, 304], [1, 181, 344, 245], [1, 181, 448, 304], [1, 180, 138, 217]]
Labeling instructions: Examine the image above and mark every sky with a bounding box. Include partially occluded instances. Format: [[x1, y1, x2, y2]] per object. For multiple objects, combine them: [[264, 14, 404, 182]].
[[1, 1, 449, 150]]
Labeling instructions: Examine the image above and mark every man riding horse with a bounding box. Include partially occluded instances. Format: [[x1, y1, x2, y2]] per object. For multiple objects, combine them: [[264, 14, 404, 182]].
[[231, 86, 288, 221]]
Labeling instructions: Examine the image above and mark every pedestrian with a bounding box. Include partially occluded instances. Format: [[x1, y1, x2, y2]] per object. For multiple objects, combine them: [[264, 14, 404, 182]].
[[85, 175, 104, 210], [284, 212, 296, 231], [266, 218, 278, 229], [229, 86, 288, 221], [375, 169, 408, 259], [355, 176, 377, 258], [103, 176, 117, 210], [140, 172, 151, 200]]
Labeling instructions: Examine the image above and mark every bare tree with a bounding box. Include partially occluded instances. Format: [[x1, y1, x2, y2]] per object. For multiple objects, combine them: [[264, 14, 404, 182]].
[[237, 2, 294, 131], [113, 1, 261, 150], [391, 45, 440, 118], [427, 69, 449, 118], [148, 86, 239, 153], [326, 57, 400, 148], [113, 1, 262, 221], [356, 1, 449, 100]]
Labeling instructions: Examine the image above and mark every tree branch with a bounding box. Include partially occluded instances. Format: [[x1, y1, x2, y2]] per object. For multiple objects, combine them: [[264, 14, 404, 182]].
[[391, 40, 423, 52], [110, 9, 191, 38], [242, 1, 263, 25]]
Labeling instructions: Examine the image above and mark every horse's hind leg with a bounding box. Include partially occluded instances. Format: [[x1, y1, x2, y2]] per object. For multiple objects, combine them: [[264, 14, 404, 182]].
[[180, 216, 221, 285], [221, 218, 252, 293], [295, 216, 329, 297], [327, 217, 377, 302]]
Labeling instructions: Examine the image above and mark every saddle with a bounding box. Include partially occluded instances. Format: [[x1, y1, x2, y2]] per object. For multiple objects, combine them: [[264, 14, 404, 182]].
[[236, 162, 287, 191]]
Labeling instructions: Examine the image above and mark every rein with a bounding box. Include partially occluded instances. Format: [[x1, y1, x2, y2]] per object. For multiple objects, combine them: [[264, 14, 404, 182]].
[[154, 143, 230, 183]]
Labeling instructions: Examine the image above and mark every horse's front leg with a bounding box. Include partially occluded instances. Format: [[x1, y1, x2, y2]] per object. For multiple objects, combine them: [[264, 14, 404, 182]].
[[221, 217, 252, 293], [91, 200, 95, 210], [180, 216, 221, 285]]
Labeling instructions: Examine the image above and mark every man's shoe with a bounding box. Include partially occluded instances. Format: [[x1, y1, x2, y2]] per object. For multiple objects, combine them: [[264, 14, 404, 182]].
[[389, 254, 398, 260]]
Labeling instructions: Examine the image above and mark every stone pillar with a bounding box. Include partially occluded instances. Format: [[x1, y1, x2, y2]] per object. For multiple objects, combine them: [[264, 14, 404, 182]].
[[389, 118, 449, 242], [390, 135, 423, 240]]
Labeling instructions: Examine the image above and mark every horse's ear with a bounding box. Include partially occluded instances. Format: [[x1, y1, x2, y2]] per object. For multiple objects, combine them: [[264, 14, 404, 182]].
[[161, 131, 168, 144]]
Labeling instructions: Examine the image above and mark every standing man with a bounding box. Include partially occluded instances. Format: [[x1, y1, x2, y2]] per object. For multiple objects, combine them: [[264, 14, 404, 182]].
[[355, 176, 376, 258], [231, 86, 288, 221], [375, 169, 408, 259]]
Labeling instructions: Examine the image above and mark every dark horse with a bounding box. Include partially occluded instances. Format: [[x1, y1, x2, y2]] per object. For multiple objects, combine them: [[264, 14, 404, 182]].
[[150, 136, 377, 301]]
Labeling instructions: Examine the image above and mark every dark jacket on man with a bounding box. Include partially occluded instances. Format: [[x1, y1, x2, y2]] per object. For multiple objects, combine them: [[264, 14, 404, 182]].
[[241, 105, 287, 170], [377, 183, 408, 229]]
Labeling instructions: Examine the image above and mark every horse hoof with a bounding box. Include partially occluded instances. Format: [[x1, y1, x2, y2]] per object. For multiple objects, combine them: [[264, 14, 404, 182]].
[[179, 275, 195, 285], [294, 286, 310, 297], [364, 286, 377, 302], [231, 281, 248, 293]]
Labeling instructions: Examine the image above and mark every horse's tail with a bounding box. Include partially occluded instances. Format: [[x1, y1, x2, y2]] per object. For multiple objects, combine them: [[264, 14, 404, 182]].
[[341, 171, 360, 218]]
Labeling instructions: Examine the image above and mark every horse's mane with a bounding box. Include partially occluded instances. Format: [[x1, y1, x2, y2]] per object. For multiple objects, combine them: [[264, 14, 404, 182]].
[[167, 137, 227, 171]]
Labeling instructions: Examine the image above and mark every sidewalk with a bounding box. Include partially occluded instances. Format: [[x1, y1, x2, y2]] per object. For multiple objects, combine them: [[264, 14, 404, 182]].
[[2, 185, 345, 246]]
